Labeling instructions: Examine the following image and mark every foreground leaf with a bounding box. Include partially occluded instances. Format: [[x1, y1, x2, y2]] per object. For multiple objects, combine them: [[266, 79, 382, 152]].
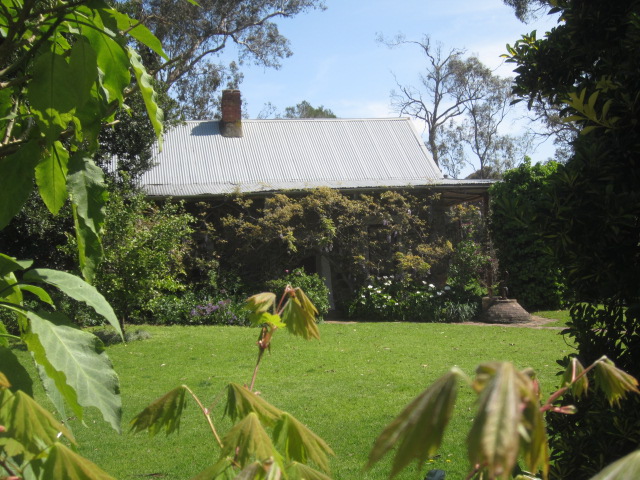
[[191, 457, 235, 480], [519, 377, 549, 477], [282, 293, 319, 340], [562, 357, 588, 398], [287, 461, 333, 480], [0, 141, 40, 229], [4, 389, 76, 456], [130, 385, 187, 436], [273, 413, 334, 473], [234, 459, 281, 480], [249, 311, 285, 328], [128, 47, 164, 148], [27, 311, 122, 432], [35, 141, 69, 215], [593, 356, 640, 406], [44, 442, 116, 480], [589, 449, 640, 480], [220, 413, 280, 469], [246, 293, 277, 314], [468, 363, 522, 480], [67, 154, 108, 283], [23, 268, 121, 338], [368, 369, 460, 477], [225, 383, 283, 427]]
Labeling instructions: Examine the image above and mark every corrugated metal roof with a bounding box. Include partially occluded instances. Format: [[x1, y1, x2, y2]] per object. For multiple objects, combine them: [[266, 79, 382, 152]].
[[138, 117, 450, 198]]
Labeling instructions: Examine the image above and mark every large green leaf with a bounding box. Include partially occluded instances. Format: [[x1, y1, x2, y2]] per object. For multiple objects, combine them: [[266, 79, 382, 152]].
[[220, 413, 280, 469], [27, 50, 76, 139], [27, 310, 122, 432], [273, 413, 334, 473], [0, 346, 33, 395], [35, 140, 69, 215], [128, 47, 164, 149], [3, 389, 76, 457], [0, 141, 40, 230], [468, 363, 522, 480], [43, 442, 116, 480], [225, 382, 283, 427], [23, 268, 121, 337], [67, 153, 108, 283], [81, 15, 130, 106], [23, 327, 84, 424], [368, 369, 460, 477], [0, 254, 30, 276], [130, 385, 187, 436], [68, 36, 99, 114], [107, 8, 167, 60], [589, 449, 640, 480], [287, 461, 333, 480]]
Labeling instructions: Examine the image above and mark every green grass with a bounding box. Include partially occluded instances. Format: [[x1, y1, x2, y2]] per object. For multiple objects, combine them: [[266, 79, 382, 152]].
[[17, 323, 573, 479], [532, 309, 572, 327]]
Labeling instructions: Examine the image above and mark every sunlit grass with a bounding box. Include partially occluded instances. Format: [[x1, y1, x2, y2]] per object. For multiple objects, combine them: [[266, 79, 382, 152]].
[[17, 322, 573, 479], [532, 309, 572, 327]]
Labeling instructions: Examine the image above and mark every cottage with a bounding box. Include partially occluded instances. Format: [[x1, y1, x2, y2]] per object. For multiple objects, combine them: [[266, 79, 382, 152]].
[[138, 90, 495, 307]]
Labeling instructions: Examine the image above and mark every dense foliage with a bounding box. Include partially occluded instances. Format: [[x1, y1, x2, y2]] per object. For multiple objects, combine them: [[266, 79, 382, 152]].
[[0, 0, 165, 476], [89, 188, 195, 326], [265, 268, 331, 319], [204, 187, 489, 317], [489, 160, 567, 310], [505, 1, 640, 477]]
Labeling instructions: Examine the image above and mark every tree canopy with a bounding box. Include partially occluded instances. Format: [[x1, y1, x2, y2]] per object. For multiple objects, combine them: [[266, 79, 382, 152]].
[[383, 35, 529, 178], [504, 1, 640, 477], [258, 100, 337, 119], [125, 0, 326, 119]]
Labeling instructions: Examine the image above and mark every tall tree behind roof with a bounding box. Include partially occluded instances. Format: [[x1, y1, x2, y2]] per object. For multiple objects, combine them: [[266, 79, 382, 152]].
[[123, 0, 326, 119]]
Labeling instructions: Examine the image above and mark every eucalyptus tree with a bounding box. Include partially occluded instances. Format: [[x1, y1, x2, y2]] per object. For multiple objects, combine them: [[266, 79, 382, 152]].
[[383, 35, 528, 178], [124, 0, 326, 119]]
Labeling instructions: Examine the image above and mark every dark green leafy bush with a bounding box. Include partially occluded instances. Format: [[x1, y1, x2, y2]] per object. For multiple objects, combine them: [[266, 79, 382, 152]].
[[489, 160, 567, 310], [265, 268, 330, 319]]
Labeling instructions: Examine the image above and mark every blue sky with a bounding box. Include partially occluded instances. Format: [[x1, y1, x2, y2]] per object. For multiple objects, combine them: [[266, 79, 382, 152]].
[[232, 0, 559, 164]]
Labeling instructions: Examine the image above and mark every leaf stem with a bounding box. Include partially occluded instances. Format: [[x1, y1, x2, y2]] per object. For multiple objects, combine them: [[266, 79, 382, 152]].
[[0, 333, 21, 341], [182, 385, 223, 449], [464, 462, 487, 480]]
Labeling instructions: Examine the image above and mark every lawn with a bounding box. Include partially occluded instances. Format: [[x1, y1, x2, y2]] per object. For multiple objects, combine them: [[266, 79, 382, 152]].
[[19, 322, 573, 479]]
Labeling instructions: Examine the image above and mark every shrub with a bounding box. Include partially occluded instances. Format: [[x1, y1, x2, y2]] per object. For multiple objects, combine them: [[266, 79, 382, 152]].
[[489, 159, 567, 309], [146, 292, 250, 326], [348, 276, 478, 323], [265, 268, 330, 319], [90, 186, 195, 325]]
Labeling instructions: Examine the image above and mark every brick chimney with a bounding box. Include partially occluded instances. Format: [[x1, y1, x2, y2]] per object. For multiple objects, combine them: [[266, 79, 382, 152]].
[[220, 89, 243, 137]]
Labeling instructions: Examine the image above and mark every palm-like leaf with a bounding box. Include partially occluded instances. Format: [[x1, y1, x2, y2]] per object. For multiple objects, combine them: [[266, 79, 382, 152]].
[[368, 369, 460, 477], [130, 385, 187, 436]]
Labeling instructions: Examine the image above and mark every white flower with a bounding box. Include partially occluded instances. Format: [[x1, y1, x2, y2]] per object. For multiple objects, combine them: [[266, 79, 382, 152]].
[[429, 283, 435, 289], [444, 285, 451, 291], [368, 285, 373, 289]]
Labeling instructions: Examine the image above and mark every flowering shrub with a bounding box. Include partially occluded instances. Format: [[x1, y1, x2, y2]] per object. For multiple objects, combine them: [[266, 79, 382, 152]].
[[189, 299, 246, 325], [348, 276, 479, 322], [146, 292, 249, 326]]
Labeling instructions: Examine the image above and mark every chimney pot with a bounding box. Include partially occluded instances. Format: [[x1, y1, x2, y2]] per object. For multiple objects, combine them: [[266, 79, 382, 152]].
[[220, 89, 243, 137]]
